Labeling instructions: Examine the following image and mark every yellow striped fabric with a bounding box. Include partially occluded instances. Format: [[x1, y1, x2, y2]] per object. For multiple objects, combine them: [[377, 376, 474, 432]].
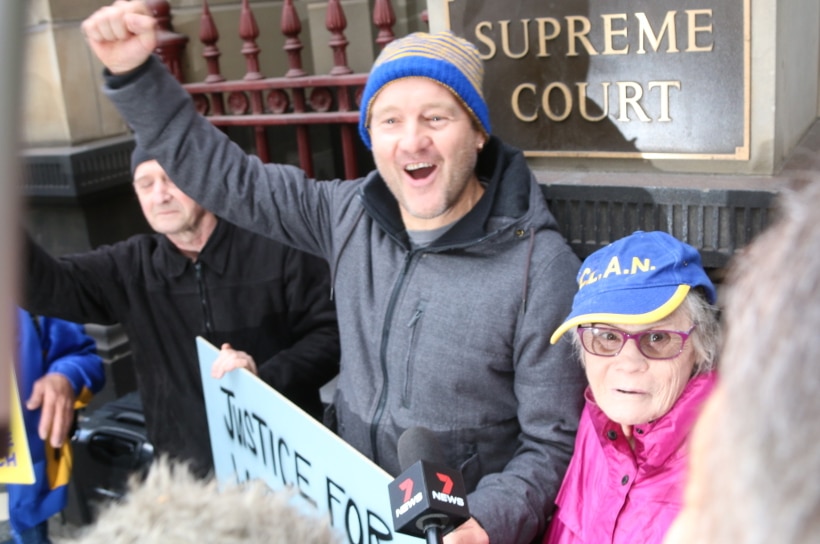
[[374, 32, 484, 99]]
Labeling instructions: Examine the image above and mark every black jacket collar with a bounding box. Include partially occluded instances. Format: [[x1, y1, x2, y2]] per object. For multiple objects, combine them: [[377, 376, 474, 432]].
[[154, 218, 231, 277]]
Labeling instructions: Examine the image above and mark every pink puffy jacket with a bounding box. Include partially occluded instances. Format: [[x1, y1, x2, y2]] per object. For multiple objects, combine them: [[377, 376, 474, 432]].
[[544, 372, 716, 544]]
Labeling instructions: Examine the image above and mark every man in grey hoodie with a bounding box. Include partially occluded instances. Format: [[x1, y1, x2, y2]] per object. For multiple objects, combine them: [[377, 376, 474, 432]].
[[81, 3, 586, 543]]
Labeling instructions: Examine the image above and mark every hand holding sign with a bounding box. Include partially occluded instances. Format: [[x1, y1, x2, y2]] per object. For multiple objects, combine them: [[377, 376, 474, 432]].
[[196, 337, 417, 544]]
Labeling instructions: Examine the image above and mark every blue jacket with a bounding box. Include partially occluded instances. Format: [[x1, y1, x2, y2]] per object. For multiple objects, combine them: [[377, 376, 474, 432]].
[[8, 307, 105, 533]]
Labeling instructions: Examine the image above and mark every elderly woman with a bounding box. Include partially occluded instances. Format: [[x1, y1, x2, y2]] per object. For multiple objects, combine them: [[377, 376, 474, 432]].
[[543, 230, 720, 544]]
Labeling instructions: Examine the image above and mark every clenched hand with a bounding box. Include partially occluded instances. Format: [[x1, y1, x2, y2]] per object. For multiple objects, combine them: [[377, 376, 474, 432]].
[[81, 0, 158, 75]]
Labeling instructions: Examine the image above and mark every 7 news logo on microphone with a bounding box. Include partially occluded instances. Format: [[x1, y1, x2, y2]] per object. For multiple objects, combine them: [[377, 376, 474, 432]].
[[388, 459, 470, 538]]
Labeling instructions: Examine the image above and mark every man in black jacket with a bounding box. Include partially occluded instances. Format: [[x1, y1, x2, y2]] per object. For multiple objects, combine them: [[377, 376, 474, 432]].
[[23, 147, 341, 478]]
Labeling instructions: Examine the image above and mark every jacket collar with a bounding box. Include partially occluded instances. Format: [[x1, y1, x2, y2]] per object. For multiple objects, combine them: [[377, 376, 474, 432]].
[[586, 371, 717, 467], [154, 218, 231, 277]]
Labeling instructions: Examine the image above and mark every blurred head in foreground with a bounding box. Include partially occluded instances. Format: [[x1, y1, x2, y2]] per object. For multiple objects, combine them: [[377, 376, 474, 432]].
[[66, 457, 341, 544], [665, 180, 820, 544]]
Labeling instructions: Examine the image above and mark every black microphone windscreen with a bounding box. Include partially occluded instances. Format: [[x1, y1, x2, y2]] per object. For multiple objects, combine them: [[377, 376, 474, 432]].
[[397, 426, 445, 471]]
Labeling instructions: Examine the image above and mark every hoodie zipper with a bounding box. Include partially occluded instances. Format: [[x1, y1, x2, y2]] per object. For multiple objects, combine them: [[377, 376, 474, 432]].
[[370, 249, 417, 465], [402, 303, 426, 407], [366, 229, 534, 464]]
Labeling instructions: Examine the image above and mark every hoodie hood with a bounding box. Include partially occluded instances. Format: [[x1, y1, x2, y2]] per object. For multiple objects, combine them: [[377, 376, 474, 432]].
[[359, 135, 558, 248]]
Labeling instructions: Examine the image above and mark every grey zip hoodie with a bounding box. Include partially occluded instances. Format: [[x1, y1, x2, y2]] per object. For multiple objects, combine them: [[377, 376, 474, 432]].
[[105, 56, 586, 544]]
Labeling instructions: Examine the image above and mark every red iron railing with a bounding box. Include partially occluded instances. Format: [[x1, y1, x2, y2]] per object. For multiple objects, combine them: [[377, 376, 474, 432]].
[[146, 0, 424, 180]]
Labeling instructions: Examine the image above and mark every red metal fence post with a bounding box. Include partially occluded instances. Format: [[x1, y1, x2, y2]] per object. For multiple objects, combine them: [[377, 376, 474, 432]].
[[197, 0, 226, 116], [326, 0, 353, 76], [373, 0, 396, 49], [146, 0, 189, 82], [281, 0, 314, 176], [238, 0, 269, 162]]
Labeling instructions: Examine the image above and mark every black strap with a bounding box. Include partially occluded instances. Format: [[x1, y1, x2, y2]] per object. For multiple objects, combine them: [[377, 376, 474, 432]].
[[27, 312, 49, 362]]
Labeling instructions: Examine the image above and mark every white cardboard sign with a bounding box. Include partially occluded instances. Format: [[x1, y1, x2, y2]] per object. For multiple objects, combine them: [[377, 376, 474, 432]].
[[197, 337, 415, 544]]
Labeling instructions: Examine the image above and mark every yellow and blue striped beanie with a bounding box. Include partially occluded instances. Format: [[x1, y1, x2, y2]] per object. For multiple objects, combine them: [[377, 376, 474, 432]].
[[358, 31, 491, 149]]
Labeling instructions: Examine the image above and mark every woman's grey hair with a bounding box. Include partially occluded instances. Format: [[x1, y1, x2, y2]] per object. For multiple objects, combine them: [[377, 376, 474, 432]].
[[65, 456, 341, 544], [568, 287, 721, 375], [681, 287, 721, 374]]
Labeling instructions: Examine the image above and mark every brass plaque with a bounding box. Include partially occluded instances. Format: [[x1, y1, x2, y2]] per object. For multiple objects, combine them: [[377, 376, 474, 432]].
[[438, 0, 750, 159]]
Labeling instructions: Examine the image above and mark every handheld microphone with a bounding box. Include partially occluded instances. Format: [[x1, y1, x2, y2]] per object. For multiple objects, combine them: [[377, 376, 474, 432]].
[[388, 427, 470, 544]]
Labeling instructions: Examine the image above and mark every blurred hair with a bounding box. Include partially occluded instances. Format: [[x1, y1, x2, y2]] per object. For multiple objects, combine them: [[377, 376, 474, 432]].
[[679, 180, 820, 543], [65, 456, 341, 544], [570, 288, 720, 375]]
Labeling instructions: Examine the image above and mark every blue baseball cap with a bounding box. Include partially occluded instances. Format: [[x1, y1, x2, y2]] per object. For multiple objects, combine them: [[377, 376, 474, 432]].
[[550, 231, 716, 344]]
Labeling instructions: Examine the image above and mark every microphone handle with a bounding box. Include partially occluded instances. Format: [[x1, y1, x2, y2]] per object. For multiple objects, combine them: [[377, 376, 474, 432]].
[[425, 525, 443, 544]]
